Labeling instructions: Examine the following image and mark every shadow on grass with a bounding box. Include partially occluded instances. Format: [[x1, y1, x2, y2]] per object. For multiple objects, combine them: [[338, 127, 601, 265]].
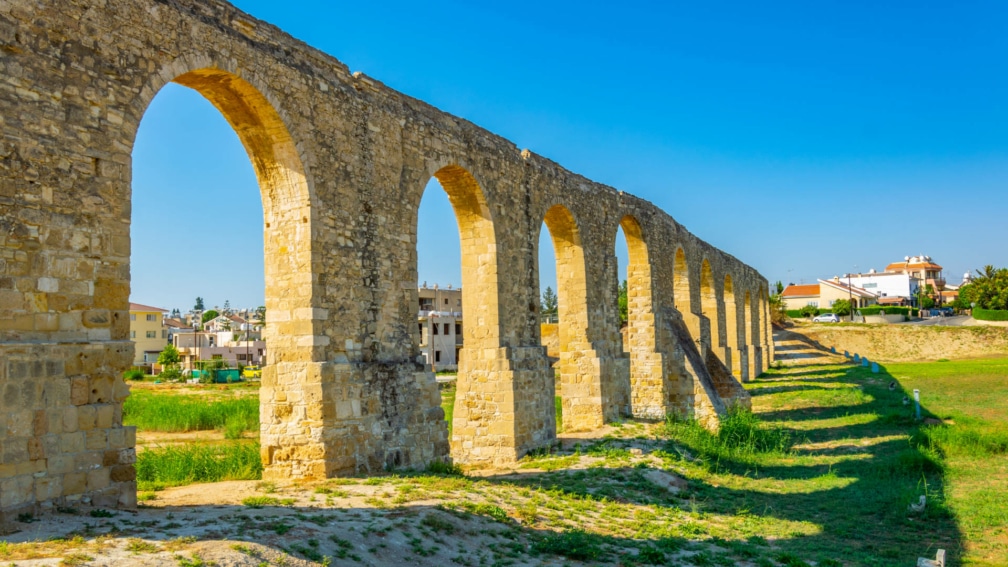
[[478, 362, 962, 566]]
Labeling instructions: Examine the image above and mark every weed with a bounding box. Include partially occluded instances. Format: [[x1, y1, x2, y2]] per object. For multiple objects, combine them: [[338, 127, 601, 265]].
[[89, 509, 114, 518], [125, 538, 158, 554], [60, 554, 94, 566], [532, 529, 608, 561], [421, 513, 456, 534]]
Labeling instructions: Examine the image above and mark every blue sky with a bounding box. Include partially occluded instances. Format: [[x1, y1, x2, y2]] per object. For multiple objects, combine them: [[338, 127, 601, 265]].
[[130, 1, 1008, 312]]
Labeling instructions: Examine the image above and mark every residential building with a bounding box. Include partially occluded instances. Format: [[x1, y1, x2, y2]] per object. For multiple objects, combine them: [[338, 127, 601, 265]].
[[884, 255, 945, 291], [162, 317, 192, 345], [418, 283, 462, 371], [846, 270, 919, 305], [781, 284, 820, 311], [818, 277, 877, 309], [129, 302, 168, 367], [173, 331, 266, 370]]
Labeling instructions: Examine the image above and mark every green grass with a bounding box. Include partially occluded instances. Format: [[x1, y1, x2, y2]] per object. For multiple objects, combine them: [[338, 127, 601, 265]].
[[882, 358, 1008, 564], [124, 389, 258, 435], [739, 358, 1008, 566], [135, 443, 262, 490]]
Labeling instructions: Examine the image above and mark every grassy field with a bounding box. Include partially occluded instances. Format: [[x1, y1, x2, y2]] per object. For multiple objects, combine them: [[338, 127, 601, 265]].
[[122, 359, 1007, 565]]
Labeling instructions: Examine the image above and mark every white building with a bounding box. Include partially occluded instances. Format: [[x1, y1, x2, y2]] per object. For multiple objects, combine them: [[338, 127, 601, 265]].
[[846, 270, 920, 305], [418, 283, 462, 371]]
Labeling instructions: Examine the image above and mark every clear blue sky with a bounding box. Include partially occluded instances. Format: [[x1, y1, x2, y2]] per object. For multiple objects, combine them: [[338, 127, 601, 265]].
[[130, 1, 1008, 312]]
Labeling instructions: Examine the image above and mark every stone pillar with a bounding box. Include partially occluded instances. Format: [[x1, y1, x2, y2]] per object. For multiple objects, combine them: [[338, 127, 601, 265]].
[[452, 346, 554, 467]]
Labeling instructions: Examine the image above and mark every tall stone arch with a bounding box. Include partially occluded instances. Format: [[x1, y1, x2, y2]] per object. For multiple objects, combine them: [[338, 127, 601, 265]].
[[723, 274, 739, 377], [699, 259, 721, 361], [541, 204, 605, 431], [139, 64, 325, 482]]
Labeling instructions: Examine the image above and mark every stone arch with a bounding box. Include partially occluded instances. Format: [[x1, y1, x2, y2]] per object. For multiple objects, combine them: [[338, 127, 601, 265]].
[[744, 289, 755, 381], [699, 259, 720, 358], [723, 274, 739, 376], [617, 216, 667, 419], [541, 205, 600, 430], [128, 63, 323, 479], [427, 165, 501, 350], [418, 165, 512, 463]]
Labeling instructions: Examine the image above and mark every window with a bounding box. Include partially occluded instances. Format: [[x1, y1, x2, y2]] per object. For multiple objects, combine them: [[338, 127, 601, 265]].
[[455, 323, 462, 335], [433, 324, 438, 335], [161, 330, 167, 339], [444, 298, 448, 305], [130, 330, 136, 338], [418, 323, 423, 335], [443, 323, 450, 335], [130, 314, 136, 321], [435, 350, 441, 362], [146, 314, 156, 321], [146, 331, 156, 339]]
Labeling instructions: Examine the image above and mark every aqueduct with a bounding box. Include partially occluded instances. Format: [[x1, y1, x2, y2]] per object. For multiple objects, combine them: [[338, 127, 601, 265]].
[[0, 0, 772, 517]]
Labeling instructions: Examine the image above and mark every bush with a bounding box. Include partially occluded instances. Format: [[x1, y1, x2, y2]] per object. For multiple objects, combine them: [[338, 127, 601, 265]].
[[798, 304, 819, 318], [123, 368, 145, 381], [972, 308, 1008, 321], [159, 366, 182, 382], [831, 299, 851, 316]]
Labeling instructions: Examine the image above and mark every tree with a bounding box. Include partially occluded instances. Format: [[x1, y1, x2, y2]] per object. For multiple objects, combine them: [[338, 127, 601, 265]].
[[157, 344, 182, 381], [255, 305, 266, 324], [223, 299, 231, 314], [618, 280, 628, 325], [202, 309, 219, 324], [157, 343, 180, 367], [768, 292, 786, 325], [799, 304, 819, 318], [541, 286, 558, 321], [831, 299, 851, 316], [774, 280, 784, 295], [194, 297, 205, 311], [960, 266, 1008, 310]]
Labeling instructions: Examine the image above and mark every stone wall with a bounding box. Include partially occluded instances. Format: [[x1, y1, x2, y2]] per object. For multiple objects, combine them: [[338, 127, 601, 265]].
[[0, 0, 771, 517]]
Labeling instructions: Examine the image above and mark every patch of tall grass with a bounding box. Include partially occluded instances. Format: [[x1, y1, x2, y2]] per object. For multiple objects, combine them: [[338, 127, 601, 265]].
[[124, 390, 258, 434], [136, 443, 262, 490], [916, 416, 1008, 458], [662, 409, 792, 468]]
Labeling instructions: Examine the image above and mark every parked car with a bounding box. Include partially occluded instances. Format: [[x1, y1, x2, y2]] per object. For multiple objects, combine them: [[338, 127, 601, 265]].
[[242, 365, 261, 379], [812, 313, 841, 323]]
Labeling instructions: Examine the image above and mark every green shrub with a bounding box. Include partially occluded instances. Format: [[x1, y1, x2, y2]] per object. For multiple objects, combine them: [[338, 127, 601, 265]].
[[123, 368, 145, 381], [798, 304, 820, 318], [159, 366, 182, 382], [972, 308, 1008, 321]]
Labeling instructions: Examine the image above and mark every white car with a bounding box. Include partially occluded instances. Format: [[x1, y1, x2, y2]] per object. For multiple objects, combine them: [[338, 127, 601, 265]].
[[812, 313, 841, 323]]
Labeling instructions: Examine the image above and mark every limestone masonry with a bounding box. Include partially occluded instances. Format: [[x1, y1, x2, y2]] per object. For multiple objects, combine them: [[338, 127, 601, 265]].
[[0, 0, 772, 519]]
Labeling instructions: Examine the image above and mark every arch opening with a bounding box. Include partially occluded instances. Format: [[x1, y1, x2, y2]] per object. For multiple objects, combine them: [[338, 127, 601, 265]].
[[723, 274, 738, 376], [539, 205, 593, 431], [700, 259, 720, 359], [129, 66, 316, 483], [415, 165, 504, 462]]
